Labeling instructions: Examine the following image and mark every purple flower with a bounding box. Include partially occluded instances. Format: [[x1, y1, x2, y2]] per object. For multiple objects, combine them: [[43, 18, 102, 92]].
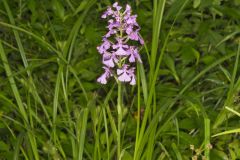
[[117, 65, 136, 85], [97, 67, 112, 84], [129, 31, 138, 40], [97, 38, 111, 54], [117, 65, 131, 82], [113, 2, 122, 11], [113, 38, 129, 56], [128, 46, 142, 63], [108, 19, 121, 30], [125, 26, 133, 35], [115, 47, 128, 56], [104, 29, 117, 38], [102, 52, 118, 67], [128, 30, 144, 45], [102, 7, 113, 18], [139, 36, 144, 45], [125, 15, 138, 25], [97, 3, 143, 85], [124, 4, 131, 15], [128, 68, 136, 85]]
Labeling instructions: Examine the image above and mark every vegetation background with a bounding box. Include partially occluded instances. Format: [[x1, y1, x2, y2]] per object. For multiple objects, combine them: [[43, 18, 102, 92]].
[[0, 0, 240, 159]]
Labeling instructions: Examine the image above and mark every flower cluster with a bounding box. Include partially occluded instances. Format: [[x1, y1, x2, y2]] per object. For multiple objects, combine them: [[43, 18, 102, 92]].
[[97, 2, 144, 85]]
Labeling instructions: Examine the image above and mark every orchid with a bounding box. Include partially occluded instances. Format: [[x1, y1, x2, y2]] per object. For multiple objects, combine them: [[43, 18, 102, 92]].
[[128, 46, 142, 63], [117, 65, 136, 85], [97, 38, 111, 54], [102, 52, 118, 67], [97, 66, 112, 84], [97, 2, 144, 85]]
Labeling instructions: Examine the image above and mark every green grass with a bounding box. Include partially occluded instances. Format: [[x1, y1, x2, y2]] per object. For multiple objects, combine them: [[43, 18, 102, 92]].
[[0, 0, 240, 159]]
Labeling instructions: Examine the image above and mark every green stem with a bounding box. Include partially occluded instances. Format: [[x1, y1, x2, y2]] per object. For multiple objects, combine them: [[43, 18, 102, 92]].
[[117, 82, 122, 160], [204, 118, 210, 160], [134, 65, 141, 160]]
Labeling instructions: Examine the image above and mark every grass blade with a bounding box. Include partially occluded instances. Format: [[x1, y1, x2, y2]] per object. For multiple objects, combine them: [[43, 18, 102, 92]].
[[213, 43, 240, 129], [204, 118, 211, 160], [225, 106, 240, 117], [52, 66, 63, 143], [212, 128, 240, 137], [77, 108, 89, 160], [13, 132, 24, 160], [0, 41, 28, 123], [149, 0, 166, 82], [171, 143, 182, 160], [136, 1, 189, 159]]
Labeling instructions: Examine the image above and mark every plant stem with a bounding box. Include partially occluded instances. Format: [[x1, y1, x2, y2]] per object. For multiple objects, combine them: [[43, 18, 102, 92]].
[[117, 82, 122, 160], [204, 118, 210, 160], [134, 64, 141, 160]]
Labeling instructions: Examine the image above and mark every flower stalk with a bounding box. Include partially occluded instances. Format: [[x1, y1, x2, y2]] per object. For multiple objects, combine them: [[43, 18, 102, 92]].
[[97, 2, 144, 85], [117, 82, 122, 159], [96, 2, 144, 159]]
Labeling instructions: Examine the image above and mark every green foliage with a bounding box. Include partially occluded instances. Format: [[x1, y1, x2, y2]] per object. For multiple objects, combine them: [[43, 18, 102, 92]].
[[0, 0, 240, 159]]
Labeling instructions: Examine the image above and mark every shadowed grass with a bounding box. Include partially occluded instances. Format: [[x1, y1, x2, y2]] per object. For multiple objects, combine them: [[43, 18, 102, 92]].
[[0, 41, 39, 159], [134, 1, 189, 159], [213, 43, 240, 129]]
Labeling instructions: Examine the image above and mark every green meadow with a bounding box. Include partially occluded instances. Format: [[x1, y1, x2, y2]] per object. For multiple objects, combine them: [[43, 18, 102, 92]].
[[0, 0, 240, 159]]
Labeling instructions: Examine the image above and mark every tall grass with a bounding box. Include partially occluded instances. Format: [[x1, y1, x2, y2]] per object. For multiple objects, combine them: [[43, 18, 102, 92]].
[[0, 0, 240, 159]]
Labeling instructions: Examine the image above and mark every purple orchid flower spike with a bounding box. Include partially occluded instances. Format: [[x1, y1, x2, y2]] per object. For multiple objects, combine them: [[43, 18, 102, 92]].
[[97, 3, 144, 85]]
